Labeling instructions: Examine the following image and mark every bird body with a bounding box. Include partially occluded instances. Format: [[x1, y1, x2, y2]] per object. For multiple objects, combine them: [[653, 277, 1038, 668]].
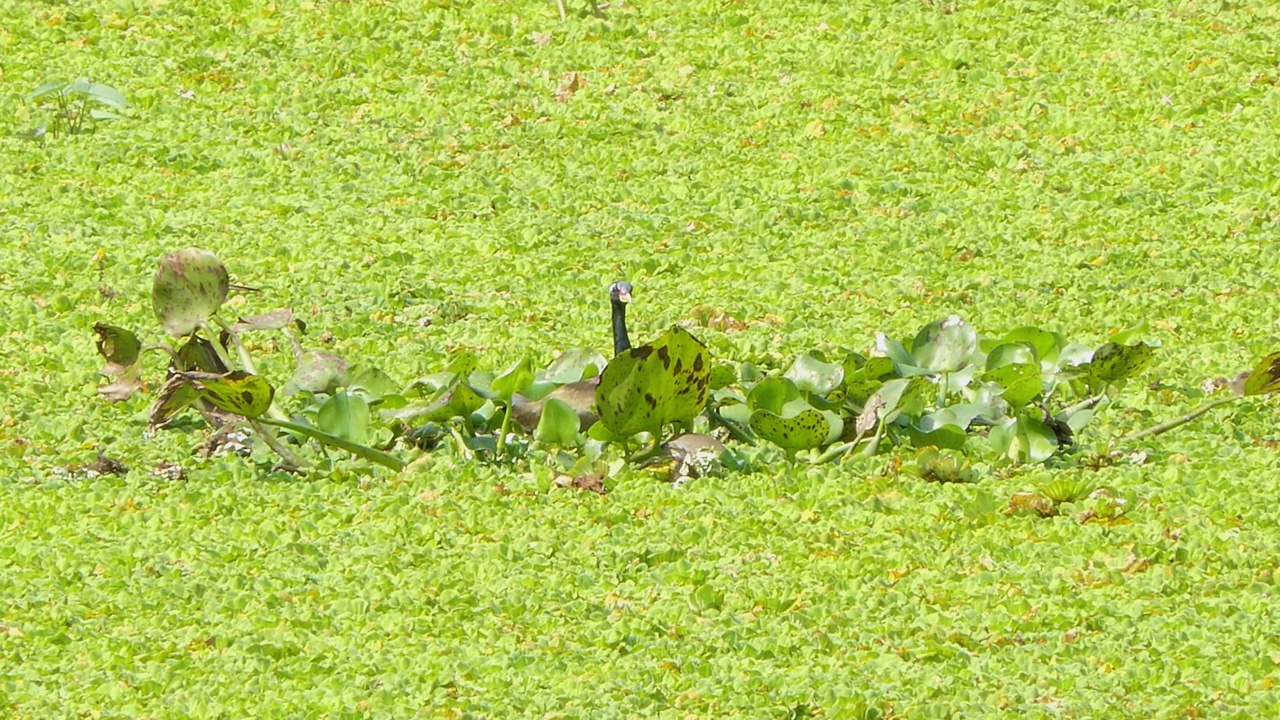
[[512, 281, 632, 433]]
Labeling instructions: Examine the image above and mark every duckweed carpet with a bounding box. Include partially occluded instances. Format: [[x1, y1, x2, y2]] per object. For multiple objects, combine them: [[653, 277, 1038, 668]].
[[3, 0, 1280, 716]]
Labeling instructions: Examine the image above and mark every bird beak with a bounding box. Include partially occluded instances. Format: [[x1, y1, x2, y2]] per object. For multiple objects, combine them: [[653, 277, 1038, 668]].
[[618, 289, 631, 304]]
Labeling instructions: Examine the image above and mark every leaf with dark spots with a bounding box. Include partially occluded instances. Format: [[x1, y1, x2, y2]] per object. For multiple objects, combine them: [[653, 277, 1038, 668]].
[[749, 405, 840, 451], [151, 248, 230, 337], [1079, 342, 1155, 386], [285, 350, 349, 395], [596, 326, 711, 437], [177, 370, 275, 419]]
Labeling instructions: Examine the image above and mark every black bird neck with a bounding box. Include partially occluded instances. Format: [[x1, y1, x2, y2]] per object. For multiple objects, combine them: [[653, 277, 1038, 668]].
[[612, 298, 631, 356]]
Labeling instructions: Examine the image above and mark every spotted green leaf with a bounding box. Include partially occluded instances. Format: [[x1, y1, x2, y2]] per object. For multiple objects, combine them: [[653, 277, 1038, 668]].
[[1083, 342, 1155, 385], [285, 350, 349, 395], [178, 370, 274, 418], [174, 335, 229, 373], [596, 326, 710, 437], [750, 400, 841, 451], [151, 248, 230, 337]]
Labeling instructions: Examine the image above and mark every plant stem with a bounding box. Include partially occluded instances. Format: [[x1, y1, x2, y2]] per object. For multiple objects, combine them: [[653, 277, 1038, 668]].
[[860, 419, 888, 458], [811, 437, 868, 464], [258, 417, 406, 471], [249, 418, 306, 470], [709, 405, 754, 443], [1118, 396, 1242, 444], [496, 401, 514, 457], [1059, 392, 1108, 420]]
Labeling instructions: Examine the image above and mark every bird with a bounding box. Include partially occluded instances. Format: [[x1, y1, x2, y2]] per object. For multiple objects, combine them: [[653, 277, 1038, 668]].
[[512, 281, 632, 433]]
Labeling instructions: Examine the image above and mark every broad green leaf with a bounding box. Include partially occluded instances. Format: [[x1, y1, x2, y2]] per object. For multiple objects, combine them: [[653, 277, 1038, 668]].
[[151, 248, 230, 337], [285, 350, 349, 395], [1064, 407, 1095, 434], [982, 362, 1042, 407], [1109, 321, 1150, 346], [784, 353, 844, 395], [92, 322, 140, 376], [717, 402, 753, 428], [543, 348, 607, 385], [1083, 342, 1155, 385], [259, 417, 405, 471], [179, 370, 274, 418], [992, 326, 1061, 361], [989, 412, 1058, 464], [919, 403, 991, 431], [985, 342, 1036, 370], [26, 80, 65, 101], [596, 326, 711, 437], [316, 390, 370, 444], [348, 367, 399, 400], [534, 397, 581, 446], [491, 357, 535, 401], [911, 315, 978, 373], [1055, 343, 1097, 373], [86, 82, 129, 110], [1244, 352, 1280, 396], [906, 423, 967, 450], [747, 376, 800, 414]]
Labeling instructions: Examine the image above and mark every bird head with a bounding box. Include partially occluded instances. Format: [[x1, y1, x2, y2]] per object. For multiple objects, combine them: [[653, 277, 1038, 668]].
[[609, 281, 632, 305]]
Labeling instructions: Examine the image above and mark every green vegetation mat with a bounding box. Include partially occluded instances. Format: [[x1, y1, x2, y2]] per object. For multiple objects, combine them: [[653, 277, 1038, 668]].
[[3, 0, 1280, 716]]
